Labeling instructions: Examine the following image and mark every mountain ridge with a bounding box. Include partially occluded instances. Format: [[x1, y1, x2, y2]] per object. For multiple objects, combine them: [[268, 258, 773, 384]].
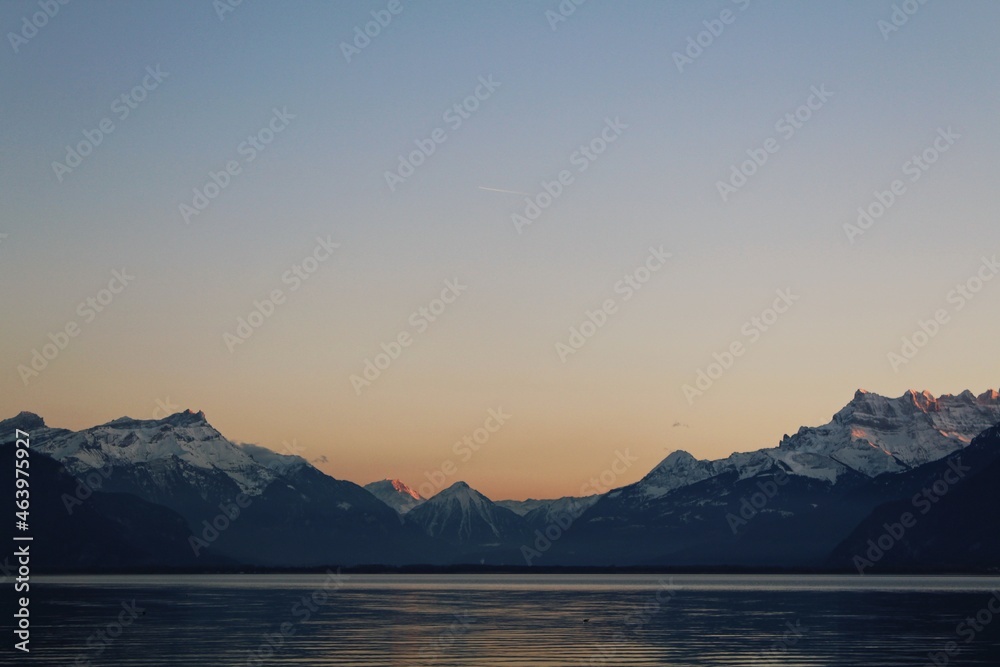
[[364, 479, 426, 514], [5, 387, 998, 570]]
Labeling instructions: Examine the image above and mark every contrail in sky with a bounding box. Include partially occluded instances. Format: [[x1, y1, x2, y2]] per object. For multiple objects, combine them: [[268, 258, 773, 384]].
[[478, 186, 530, 196]]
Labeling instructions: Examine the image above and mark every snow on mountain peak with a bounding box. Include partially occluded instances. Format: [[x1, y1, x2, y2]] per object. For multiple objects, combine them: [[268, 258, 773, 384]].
[[637, 450, 724, 499], [1, 411, 46, 431], [238, 442, 308, 475], [426, 481, 492, 508], [166, 409, 208, 425], [34, 410, 284, 495], [364, 479, 425, 514], [406, 480, 524, 543], [432, 481, 483, 504], [387, 479, 423, 500], [651, 450, 699, 475], [634, 388, 1000, 499], [905, 389, 936, 411], [774, 388, 1000, 481]]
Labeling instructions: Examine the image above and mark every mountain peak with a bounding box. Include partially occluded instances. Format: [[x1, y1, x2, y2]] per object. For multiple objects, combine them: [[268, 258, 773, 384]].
[[104, 409, 211, 430], [629, 387, 1000, 498], [164, 409, 208, 426], [441, 480, 473, 494], [35, 409, 283, 496], [848, 388, 885, 408], [634, 450, 725, 500], [850, 388, 934, 406], [1, 411, 46, 432], [648, 450, 701, 476], [406, 480, 525, 545], [364, 479, 425, 514], [662, 450, 696, 464], [840, 388, 936, 417], [424, 480, 492, 504], [905, 389, 937, 411], [386, 479, 423, 500], [781, 387, 1000, 480]]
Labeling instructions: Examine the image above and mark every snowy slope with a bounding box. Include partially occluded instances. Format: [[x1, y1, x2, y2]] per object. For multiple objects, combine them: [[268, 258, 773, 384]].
[[0, 411, 67, 446], [633, 449, 777, 499], [766, 389, 1000, 481], [239, 442, 309, 476], [405, 481, 527, 544], [7, 410, 424, 566], [364, 479, 426, 514], [496, 495, 600, 529], [633, 389, 1000, 499], [32, 409, 301, 495], [495, 498, 550, 516]]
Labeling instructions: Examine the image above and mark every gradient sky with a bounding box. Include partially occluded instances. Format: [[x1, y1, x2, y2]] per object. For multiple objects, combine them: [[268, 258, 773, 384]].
[[2, 1, 999, 500]]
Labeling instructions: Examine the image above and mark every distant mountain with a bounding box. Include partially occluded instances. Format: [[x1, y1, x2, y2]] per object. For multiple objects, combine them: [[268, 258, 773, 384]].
[[5, 388, 999, 571], [405, 482, 530, 562], [365, 479, 425, 514], [497, 495, 600, 531], [33, 409, 285, 492], [635, 389, 1000, 501], [495, 499, 549, 516], [532, 389, 1000, 567], [0, 421, 225, 570], [224, 462, 435, 566], [15, 410, 429, 566], [25, 410, 278, 522], [765, 388, 1000, 479]]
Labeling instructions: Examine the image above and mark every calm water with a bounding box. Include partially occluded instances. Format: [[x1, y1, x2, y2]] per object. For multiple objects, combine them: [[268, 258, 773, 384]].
[[12, 574, 1000, 666]]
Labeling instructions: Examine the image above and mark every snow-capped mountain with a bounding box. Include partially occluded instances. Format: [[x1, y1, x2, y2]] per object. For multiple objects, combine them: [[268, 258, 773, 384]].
[[405, 481, 528, 547], [495, 499, 550, 516], [365, 479, 425, 514], [632, 388, 1000, 500], [496, 495, 600, 530], [7, 409, 426, 566], [31, 409, 292, 495], [630, 450, 776, 500], [5, 388, 1000, 571], [545, 388, 1000, 568], [240, 442, 310, 476], [767, 388, 1000, 481], [0, 446, 232, 569]]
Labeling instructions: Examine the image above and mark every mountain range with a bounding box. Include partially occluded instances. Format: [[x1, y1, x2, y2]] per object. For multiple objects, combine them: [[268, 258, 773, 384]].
[[3, 388, 999, 572]]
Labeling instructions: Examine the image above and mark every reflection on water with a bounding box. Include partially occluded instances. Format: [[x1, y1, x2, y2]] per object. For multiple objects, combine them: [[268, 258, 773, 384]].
[[16, 574, 1000, 666]]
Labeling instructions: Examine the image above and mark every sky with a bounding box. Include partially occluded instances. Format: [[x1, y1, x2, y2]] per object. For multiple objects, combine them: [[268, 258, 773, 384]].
[[2, 1, 999, 501]]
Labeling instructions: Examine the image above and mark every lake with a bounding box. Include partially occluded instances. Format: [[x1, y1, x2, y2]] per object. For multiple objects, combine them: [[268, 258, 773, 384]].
[[16, 574, 1000, 666]]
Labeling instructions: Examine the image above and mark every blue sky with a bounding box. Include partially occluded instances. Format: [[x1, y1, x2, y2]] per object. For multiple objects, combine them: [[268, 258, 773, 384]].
[[2, 1, 999, 498]]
